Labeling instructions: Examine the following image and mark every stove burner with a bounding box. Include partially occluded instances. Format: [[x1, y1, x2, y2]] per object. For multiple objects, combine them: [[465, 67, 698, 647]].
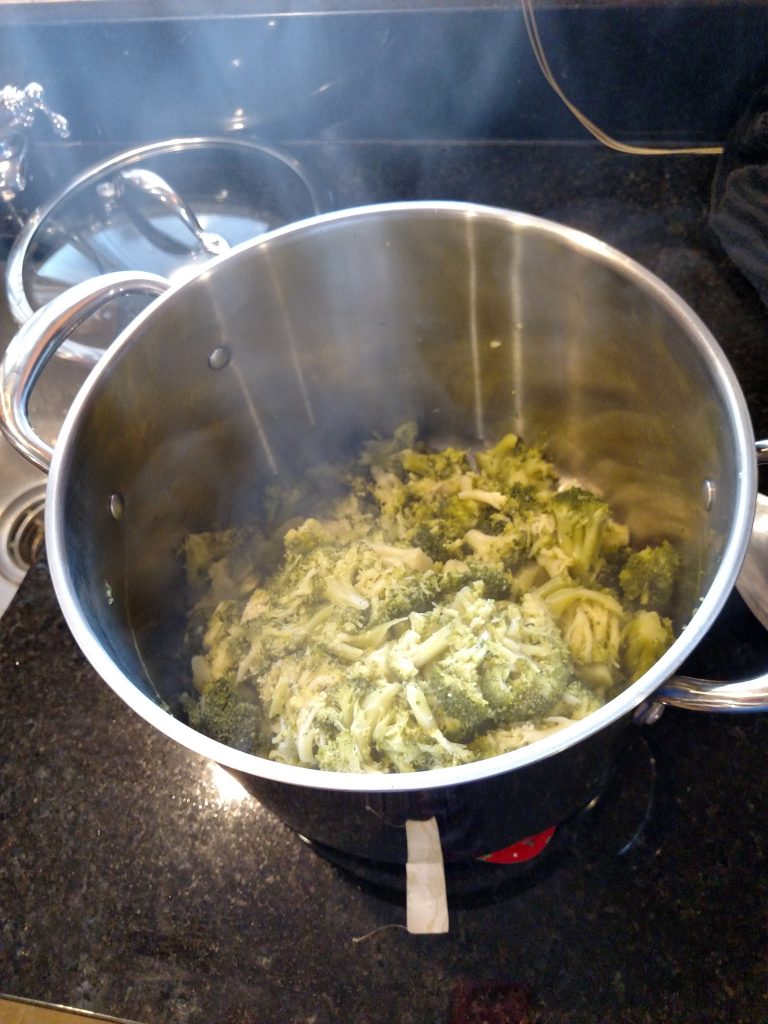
[[301, 729, 673, 908], [0, 483, 46, 586]]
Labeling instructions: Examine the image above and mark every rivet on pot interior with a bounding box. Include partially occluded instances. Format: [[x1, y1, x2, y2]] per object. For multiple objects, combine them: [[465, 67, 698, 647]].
[[208, 346, 231, 371], [109, 493, 125, 521], [701, 478, 716, 511]]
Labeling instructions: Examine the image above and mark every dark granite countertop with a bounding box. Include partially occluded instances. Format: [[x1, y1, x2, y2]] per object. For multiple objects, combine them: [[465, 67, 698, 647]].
[[3, 142, 768, 1023]]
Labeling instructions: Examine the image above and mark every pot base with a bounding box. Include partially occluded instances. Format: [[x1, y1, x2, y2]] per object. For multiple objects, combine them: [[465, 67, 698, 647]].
[[298, 730, 669, 908]]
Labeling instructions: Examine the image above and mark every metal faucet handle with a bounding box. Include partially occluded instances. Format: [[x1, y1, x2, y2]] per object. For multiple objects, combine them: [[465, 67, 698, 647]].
[[0, 83, 70, 200], [0, 82, 70, 138]]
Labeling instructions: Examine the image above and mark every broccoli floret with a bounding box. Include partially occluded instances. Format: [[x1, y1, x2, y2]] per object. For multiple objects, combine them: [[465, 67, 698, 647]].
[[410, 520, 459, 563], [400, 444, 472, 481], [363, 449, 479, 556], [297, 683, 368, 770], [621, 610, 675, 682], [418, 588, 574, 735], [478, 593, 573, 721], [548, 487, 614, 579], [182, 677, 267, 754], [422, 654, 494, 741], [361, 425, 472, 487], [601, 517, 631, 557], [372, 694, 474, 771], [405, 487, 528, 563], [475, 433, 558, 497], [375, 569, 446, 621], [282, 517, 334, 555], [467, 681, 603, 760], [408, 493, 485, 560], [359, 421, 419, 474], [502, 481, 544, 515], [552, 678, 607, 719], [537, 577, 624, 689], [184, 529, 238, 592], [619, 540, 681, 614], [461, 522, 531, 569], [183, 528, 263, 607], [199, 600, 250, 679], [373, 563, 514, 624], [450, 562, 515, 601], [313, 730, 368, 773]]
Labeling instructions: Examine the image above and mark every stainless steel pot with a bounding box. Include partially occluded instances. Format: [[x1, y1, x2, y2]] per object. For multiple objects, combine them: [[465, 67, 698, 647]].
[[2, 201, 767, 864]]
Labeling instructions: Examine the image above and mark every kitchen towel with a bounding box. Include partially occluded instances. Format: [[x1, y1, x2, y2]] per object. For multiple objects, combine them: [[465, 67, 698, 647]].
[[710, 84, 768, 308]]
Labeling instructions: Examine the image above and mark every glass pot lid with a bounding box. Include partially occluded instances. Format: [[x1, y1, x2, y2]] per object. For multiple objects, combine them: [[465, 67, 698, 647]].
[[6, 135, 331, 326]]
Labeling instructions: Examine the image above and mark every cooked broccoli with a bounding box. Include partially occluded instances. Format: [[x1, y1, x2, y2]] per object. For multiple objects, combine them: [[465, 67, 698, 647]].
[[548, 487, 613, 579], [621, 610, 675, 682], [374, 562, 513, 625], [619, 540, 681, 613], [183, 529, 263, 605], [359, 421, 420, 473], [374, 569, 446, 621], [360, 422, 472, 486], [421, 652, 494, 742], [377, 586, 573, 749], [594, 524, 633, 591], [408, 493, 488, 561], [475, 433, 557, 498], [536, 576, 624, 689], [181, 677, 268, 754], [462, 522, 531, 568], [399, 444, 472, 481], [450, 562, 516, 601], [201, 599, 250, 680], [469, 682, 603, 759], [184, 529, 237, 592], [182, 425, 682, 773], [477, 593, 573, 721]]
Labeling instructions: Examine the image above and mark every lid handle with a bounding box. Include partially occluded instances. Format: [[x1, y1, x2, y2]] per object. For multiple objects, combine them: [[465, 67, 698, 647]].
[[100, 167, 230, 259]]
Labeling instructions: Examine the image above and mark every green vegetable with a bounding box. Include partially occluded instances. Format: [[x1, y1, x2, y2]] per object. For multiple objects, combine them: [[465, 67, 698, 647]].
[[536, 575, 625, 690], [182, 426, 682, 773], [619, 540, 681, 613], [474, 433, 557, 498], [621, 609, 676, 682], [549, 487, 613, 578], [182, 676, 269, 753]]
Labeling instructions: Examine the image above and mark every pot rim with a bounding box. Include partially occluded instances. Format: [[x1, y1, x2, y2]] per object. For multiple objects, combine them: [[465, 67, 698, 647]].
[[45, 200, 758, 793]]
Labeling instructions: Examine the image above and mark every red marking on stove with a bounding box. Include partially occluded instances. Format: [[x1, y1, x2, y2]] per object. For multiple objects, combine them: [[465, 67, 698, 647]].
[[479, 825, 556, 864]]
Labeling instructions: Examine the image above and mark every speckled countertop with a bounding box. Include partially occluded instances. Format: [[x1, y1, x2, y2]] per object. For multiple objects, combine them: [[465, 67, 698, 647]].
[[2, 143, 768, 1024]]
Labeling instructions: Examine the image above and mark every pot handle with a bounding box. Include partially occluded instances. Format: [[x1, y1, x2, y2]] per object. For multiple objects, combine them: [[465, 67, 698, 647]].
[[647, 676, 768, 716], [0, 270, 169, 473], [641, 437, 768, 717]]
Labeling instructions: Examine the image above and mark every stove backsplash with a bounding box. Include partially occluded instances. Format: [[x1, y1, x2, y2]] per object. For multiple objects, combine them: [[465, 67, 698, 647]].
[[0, 1, 766, 240]]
